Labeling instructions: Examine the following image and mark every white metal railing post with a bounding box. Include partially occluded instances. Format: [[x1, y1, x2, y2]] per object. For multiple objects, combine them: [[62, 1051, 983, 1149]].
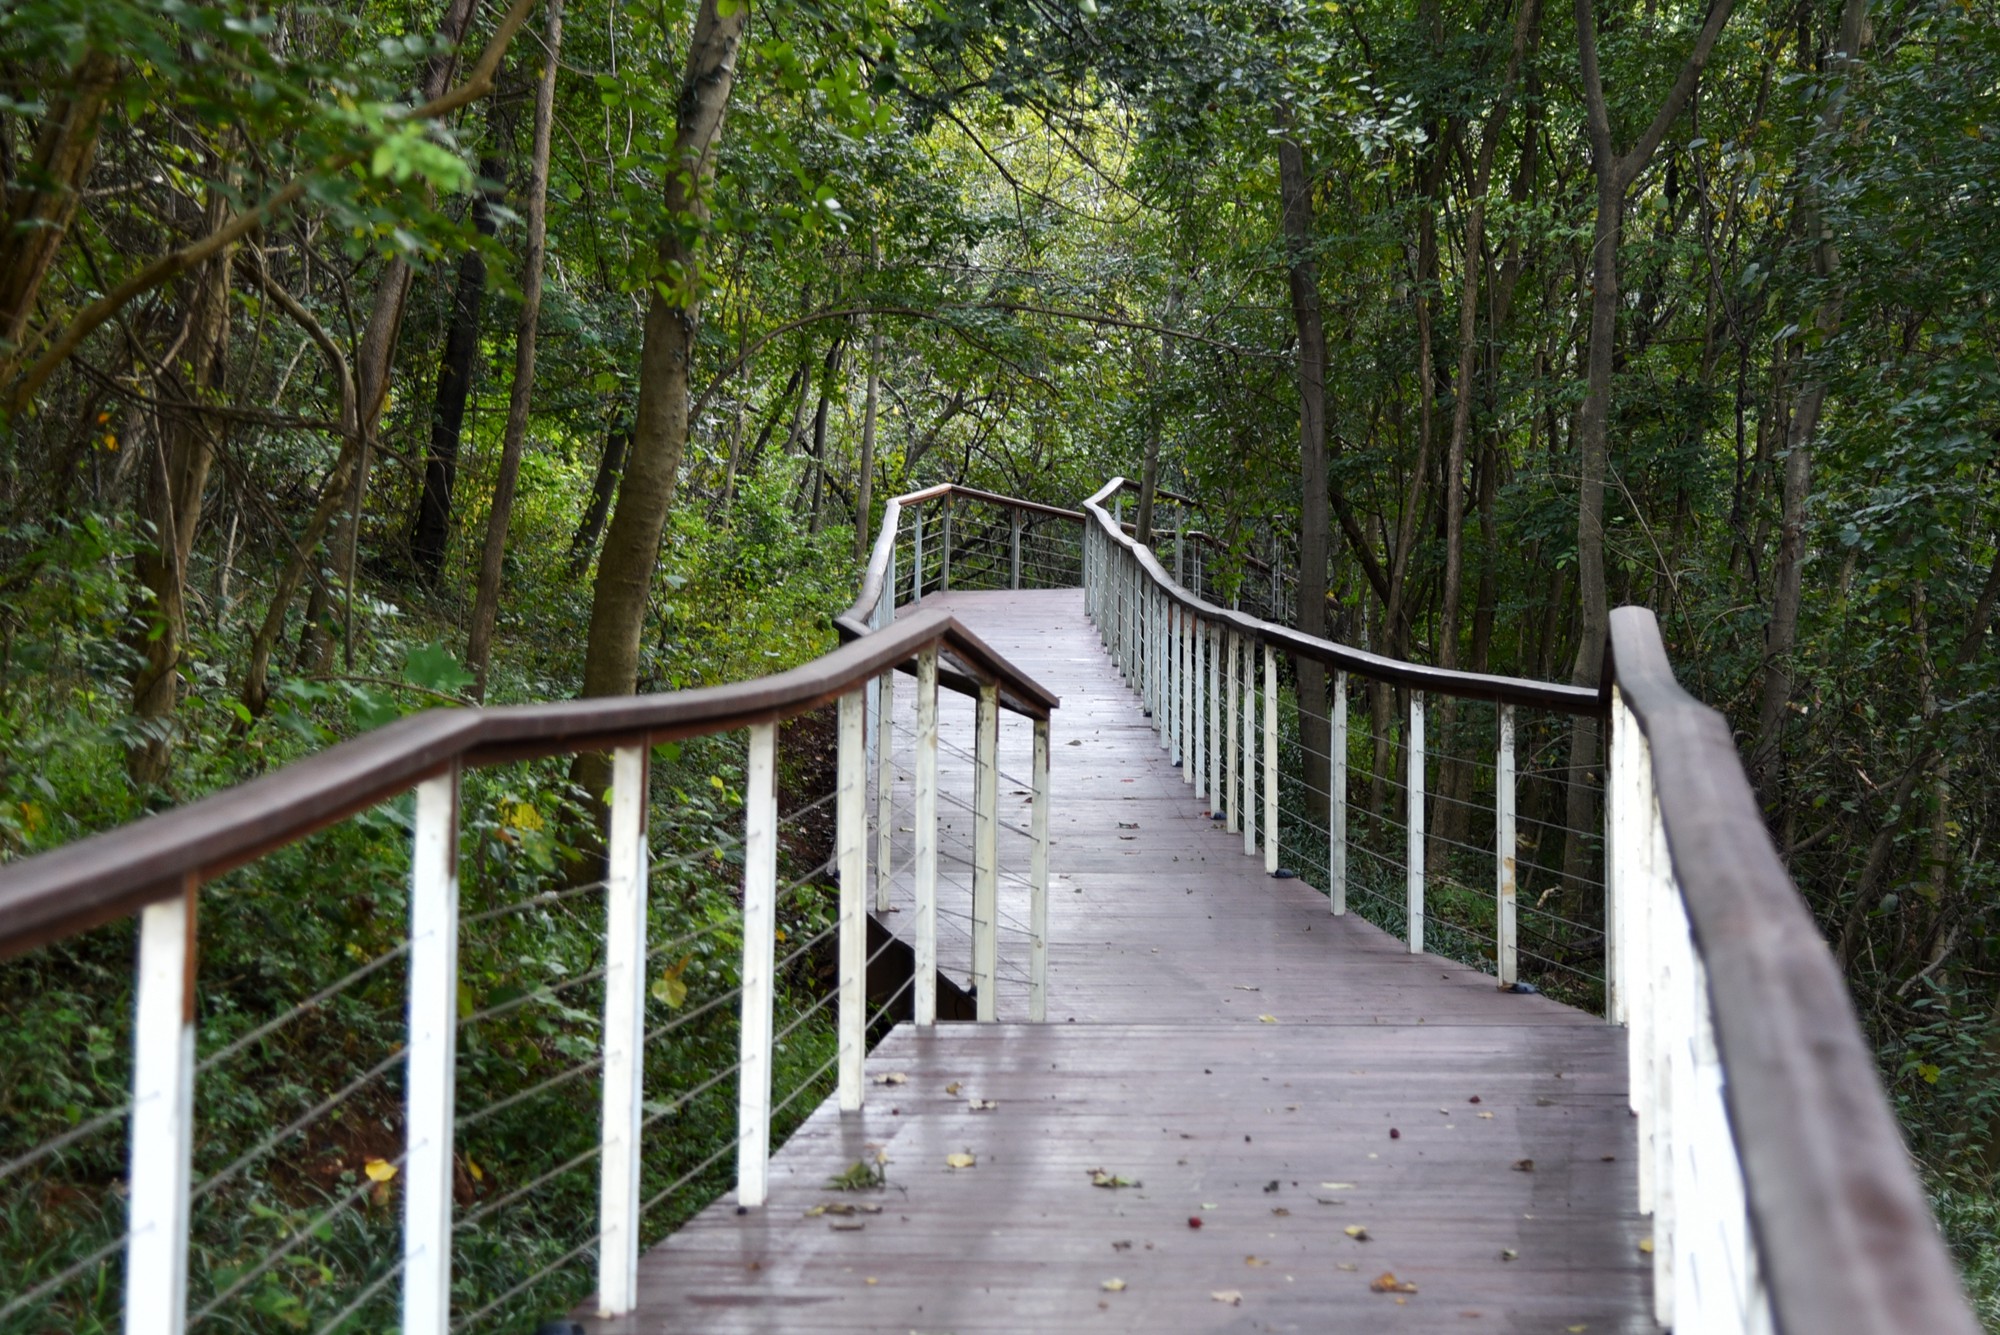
[[1407, 693, 1426, 954], [837, 688, 868, 1109], [912, 506, 924, 604], [1606, 705, 1624, 1026], [1207, 622, 1220, 810], [1010, 511, 1022, 589], [1225, 630, 1239, 832], [1242, 636, 1256, 859], [1181, 610, 1195, 783], [1263, 643, 1279, 875], [972, 682, 999, 1021], [1030, 718, 1050, 1022], [736, 723, 778, 1208], [596, 745, 650, 1316], [876, 667, 894, 913], [914, 646, 940, 1025], [125, 876, 197, 1335], [940, 496, 953, 592], [1331, 671, 1347, 914], [1497, 705, 1518, 988], [403, 765, 461, 1335], [1168, 604, 1181, 758], [1191, 616, 1204, 796]]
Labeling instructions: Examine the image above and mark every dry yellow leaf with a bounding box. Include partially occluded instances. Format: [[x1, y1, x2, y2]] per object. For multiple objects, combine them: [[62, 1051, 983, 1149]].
[[1244, 1255, 1270, 1267], [1344, 1225, 1370, 1240], [1211, 1290, 1243, 1306], [945, 1081, 962, 1095], [875, 1072, 908, 1086], [364, 1158, 397, 1183], [946, 1152, 976, 1169], [1101, 1278, 1126, 1292], [1638, 1237, 1654, 1255], [1257, 1014, 1278, 1024]]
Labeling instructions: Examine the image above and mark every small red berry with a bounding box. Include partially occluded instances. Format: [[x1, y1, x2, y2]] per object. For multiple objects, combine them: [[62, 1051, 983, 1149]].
[[1188, 1216, 1203, 1229]]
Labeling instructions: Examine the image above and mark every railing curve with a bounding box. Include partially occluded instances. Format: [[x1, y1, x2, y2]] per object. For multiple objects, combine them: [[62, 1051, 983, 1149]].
[[0, 592, 1059, 1332], [1080, 473, 1976, 1335]]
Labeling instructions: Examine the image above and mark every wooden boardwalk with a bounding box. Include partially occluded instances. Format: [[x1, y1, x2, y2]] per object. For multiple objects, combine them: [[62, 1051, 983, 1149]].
[[575, 590, 1654, 1333]]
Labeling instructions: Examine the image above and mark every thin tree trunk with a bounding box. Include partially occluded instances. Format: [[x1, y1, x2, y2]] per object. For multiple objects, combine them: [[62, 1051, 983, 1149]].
[[806, 336, 845, 534], [568, 418, 630, 575], [0, 49, 117, 387], [1432, 0, 1540, 860], [466, 0, 562, 699], [1277, 125, 1331, 803], [1566, 0, 1737, 893], [411, 154, 505, 584], [854, 318, 882, 564], [576, 0, 749, 793], [1750, 0, 1870, 807], [130, 189, 233, 782]]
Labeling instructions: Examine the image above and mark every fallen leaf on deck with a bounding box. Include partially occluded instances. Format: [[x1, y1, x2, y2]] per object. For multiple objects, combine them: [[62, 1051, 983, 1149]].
[[1638, 1237, 1654, 1255], [1068, 739, 1082, 746], [946, 1152, 976, 1169], [1090, 1169, 1140, 1188], [1344, 1225, 1371, 1241], [1112, 1240, 1132, 1251], [1478, 1112, 1495, 1120], [1320, 1182, 1357, 1191], [1337, 1262, 1359, 1272], [1211, 1290, 1243, 1306], [1370, 1272, 1418, 1294], [1101, 1278, 1126, 1292], [969, 1098, 998, 1111], [945, 1081, 962, 1095], [1271, 1207, 1290, 1217], [874, 1072, 908, 1086], [1244, 1256, 1270, 1268], [829, 1220, 866, 1231], [1258, 1014, 1278, 1024], [1234, 985, 1261, 992], [1512, 1159, 1535, 1173], [1500, 1248, 1518, 1262]]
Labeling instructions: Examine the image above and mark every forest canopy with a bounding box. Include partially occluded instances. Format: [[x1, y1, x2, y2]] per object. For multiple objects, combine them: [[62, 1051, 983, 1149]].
[[1, 0, 1997, 1322]]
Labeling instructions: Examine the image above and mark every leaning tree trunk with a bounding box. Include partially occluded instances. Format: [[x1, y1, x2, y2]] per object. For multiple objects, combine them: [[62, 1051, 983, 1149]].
[[575, 0, 749, 796], [467, 0, 563, 699]]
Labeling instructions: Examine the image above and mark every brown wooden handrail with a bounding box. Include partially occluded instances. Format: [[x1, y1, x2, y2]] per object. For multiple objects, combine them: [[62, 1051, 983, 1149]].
[[837, 482, 1084, 641], [1607, 606, 1979, 1335], [1084, 478, 1602, 715], [0, 608, 1054, 963]]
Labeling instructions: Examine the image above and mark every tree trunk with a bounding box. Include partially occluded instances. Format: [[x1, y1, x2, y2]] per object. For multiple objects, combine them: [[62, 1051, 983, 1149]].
[[467, 0, 563, 699], [1433, 0, 1540, 861], [313, 0, 482, 666], [411, 154, 505, 584], [576, 0, 749, 790], [1566, 0, 1737, 893], [1277, 126, 1331, 803], [0, 49, 117, 389], [854, 319, 882, 565], [130, 191, 232, 783], [568, 418, 630, 576], [1750, 0, 1870, 807], [806, 336, 846, 534]]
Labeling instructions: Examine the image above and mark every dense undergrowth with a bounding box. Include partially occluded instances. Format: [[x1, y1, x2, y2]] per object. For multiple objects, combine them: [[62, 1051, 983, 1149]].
[[0, 471, 860, 1332]]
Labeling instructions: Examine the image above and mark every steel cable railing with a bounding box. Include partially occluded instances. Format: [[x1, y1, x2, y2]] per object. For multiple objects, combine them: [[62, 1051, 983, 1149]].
[[1081, 474, 1978, 1335], [0, 539, 1060, 1335]]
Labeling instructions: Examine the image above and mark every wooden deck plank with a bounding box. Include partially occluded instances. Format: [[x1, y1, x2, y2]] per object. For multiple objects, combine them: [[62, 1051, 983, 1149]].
[[572, 589, 1654, 1333]]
